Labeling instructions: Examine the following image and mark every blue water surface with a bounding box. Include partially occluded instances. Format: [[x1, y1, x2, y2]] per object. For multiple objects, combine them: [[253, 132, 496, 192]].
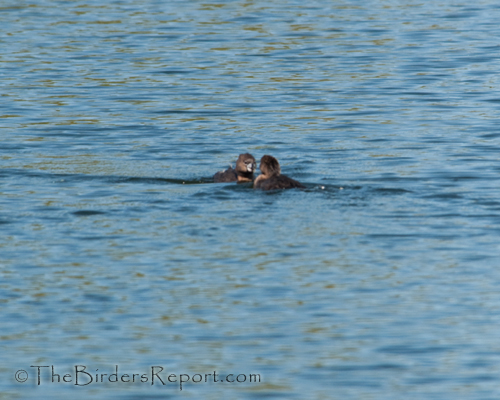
[[2, 0, 500, 399]]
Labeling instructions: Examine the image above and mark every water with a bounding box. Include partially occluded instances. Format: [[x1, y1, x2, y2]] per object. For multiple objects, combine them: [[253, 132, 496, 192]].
[[2, 0, 500, 398]]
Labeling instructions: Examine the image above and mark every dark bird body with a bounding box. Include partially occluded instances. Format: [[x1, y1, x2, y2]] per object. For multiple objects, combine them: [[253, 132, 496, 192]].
[[254, 155, 304, 190], [213, 153, 256, 183]]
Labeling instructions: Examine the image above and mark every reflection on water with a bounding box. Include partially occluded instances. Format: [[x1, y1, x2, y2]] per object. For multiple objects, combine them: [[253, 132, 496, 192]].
[[3, 0, 500, 398]]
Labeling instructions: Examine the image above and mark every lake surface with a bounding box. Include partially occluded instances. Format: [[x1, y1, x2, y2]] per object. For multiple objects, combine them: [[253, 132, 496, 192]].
[[2, 0, 500, 398]]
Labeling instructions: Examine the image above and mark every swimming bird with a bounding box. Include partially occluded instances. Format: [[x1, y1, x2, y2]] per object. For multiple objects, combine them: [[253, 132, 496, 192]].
[[254, 155, 304, 190], [213, 153, 256, 183]]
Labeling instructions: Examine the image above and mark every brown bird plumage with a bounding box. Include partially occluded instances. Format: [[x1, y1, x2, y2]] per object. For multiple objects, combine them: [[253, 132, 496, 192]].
[[214, 153, 256, 183], [254, 155, 304, 190]]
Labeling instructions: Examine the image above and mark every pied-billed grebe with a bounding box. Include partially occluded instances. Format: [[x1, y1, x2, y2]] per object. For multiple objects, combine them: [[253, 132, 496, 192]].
[[214, 153, 256, 183], [254, 155, 304, 190]]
